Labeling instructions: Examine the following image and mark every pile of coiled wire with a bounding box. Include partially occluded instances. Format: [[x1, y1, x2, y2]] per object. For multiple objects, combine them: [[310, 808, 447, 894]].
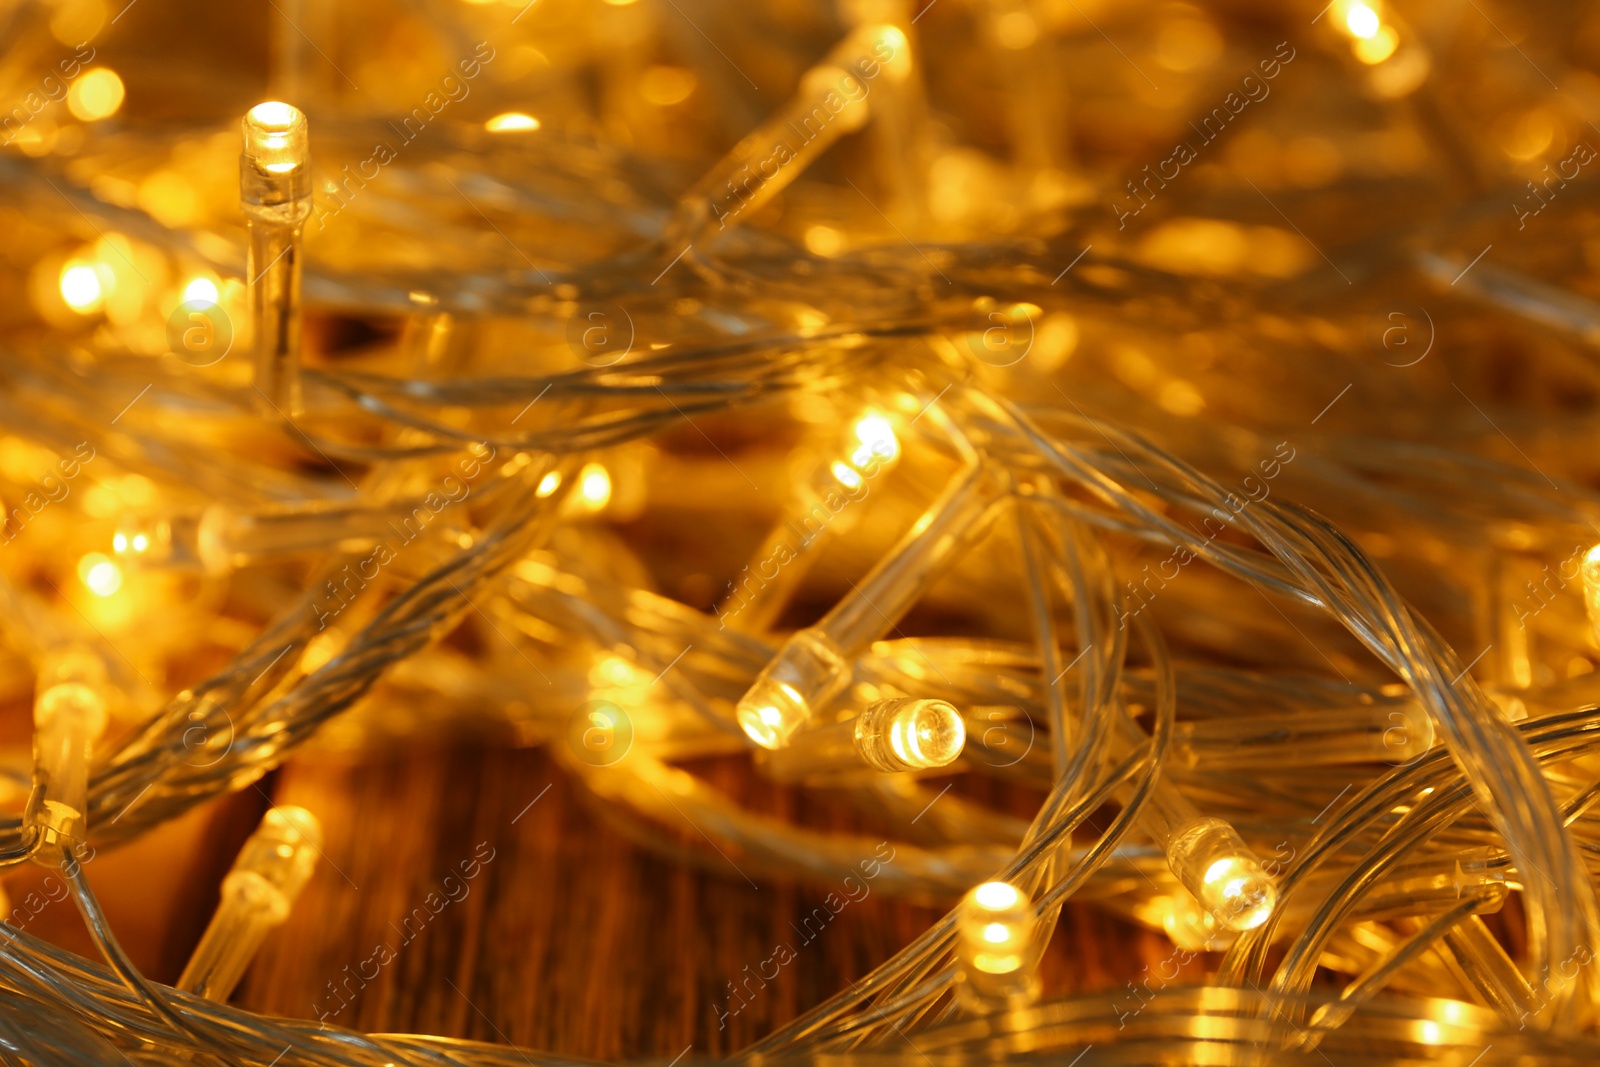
[[5, 0, 1600, 1062]]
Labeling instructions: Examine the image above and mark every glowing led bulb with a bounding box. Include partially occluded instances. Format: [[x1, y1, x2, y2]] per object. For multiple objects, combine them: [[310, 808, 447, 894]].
[[59, 262, 106, 312], [486, 112, 541, 132], [1344, 2, 1380, 39], [848, 411, 900, 473], [717, 407, 903, 634], [183, 276, 220, 306], [178, 806, 322, 1001], [736, 462, 1001, 744], [577, 463, 612, 511], [112, 517, 164, 560], [1354, 25, 1399, 63], [77, 553, 122, 597], [240, 101, 312, 416], [243, 102, 309, 175], [1327, 0, 1422, 87], [855, 698, 965, 772], [761, 697, 968, 782], [1581, 544, 1600, 646], [25, 647, 110, 864], [737, 629, 848, 748], [871, 24, 912, 83], [1165, 817, 1277, 931], [66, 68, 124, 121], [956, 880, 1040, 1010]]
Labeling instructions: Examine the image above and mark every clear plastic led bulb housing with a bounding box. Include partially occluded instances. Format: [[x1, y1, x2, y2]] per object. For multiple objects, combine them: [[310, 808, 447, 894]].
[[26, 647, 110, 864], [956, 880, 1041, 1010], [855, 697, 965, 772], [1165, 817, 1277, 932], [736, 628, 849, 748], [243, 101, 309, 177], [178, 805, 323, 1001]]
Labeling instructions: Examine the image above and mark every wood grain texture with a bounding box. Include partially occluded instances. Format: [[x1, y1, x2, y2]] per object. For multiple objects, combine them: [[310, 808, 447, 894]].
[[240, 742, 1192, 1060]]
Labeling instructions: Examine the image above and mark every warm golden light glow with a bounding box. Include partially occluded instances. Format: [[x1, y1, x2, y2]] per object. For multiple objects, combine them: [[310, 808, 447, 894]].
[[873, 24, 911, 81], [640, 66, 697, 106], [486, 112, 541, 132], [1353, 25, 1399, 63], [577, 463, 612, 510], [2, 6, 1579, 1058], [956, 880, 1039, 1006], [111, 531, 149, 554], [591, 654, 645, 688], [1167, 817, 1277, 932], [67, 68, 125, 121], [994, 11, 1037, 50], [1160, 893, 1232, 951], [243, 101, 308, 174], [1344, 2, 1380, 39], [738, 684, 804, 750], [59, 262, 105, 312], [804, 224, 844, 257], [1582, 544, 1600, 646], [78, 553, 123, 597], [299, 631, 344, 674], [855, 698, 966, 772], [973, 881, 1019, 909], [183, 277, 220, 306], [112, 517, 165, 561], [852, 413, 898, 467]]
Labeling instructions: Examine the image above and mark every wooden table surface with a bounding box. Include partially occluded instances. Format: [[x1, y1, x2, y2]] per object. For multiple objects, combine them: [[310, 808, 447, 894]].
[[231, 742, 1190, 1060]]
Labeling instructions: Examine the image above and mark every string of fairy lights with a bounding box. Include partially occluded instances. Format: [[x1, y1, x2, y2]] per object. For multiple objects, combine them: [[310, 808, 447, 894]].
[[5, 0, 1600, 1062]]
